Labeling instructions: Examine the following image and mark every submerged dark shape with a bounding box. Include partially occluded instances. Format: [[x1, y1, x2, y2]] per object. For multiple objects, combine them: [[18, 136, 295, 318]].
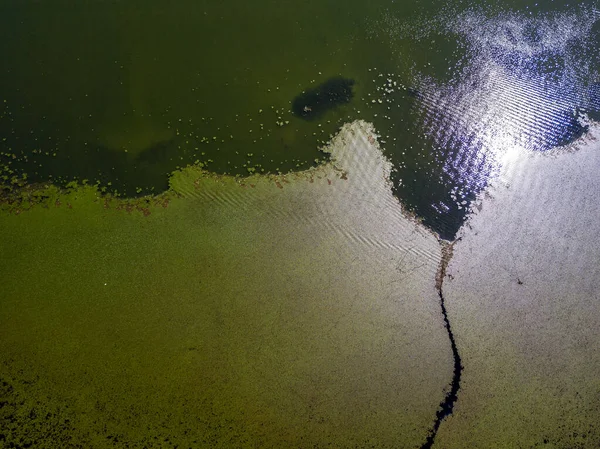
[[292, 76, 355, 120]]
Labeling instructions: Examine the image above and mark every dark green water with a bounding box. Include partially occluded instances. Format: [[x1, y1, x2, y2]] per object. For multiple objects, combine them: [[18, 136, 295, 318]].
[[1, 0, 598, 238], [0, 0, 408, 190]]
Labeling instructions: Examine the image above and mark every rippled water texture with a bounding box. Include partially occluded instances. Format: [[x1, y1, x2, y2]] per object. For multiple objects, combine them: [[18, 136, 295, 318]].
[[378, 4, 600, 238]]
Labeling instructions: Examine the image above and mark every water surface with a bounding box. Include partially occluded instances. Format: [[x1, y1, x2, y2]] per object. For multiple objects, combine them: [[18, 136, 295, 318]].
[[2, 1, 600, 447], [2, 0, 598, 236]]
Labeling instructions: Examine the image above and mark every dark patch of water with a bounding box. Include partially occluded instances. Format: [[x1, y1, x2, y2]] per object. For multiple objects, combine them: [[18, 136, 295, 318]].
[[292, 77, 355, 120]]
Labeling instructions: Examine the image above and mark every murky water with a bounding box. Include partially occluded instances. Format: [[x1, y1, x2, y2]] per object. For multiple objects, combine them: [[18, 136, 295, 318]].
[[2, 1, 598, 237]]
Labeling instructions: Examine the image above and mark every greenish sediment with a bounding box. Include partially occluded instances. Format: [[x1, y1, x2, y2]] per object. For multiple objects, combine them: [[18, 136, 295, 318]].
[[0, 121, 450, 448]]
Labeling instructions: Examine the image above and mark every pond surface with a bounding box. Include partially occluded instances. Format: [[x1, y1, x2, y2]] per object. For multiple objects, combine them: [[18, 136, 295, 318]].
[[1, 1, 600, 448], [2, 0, 598, 237]]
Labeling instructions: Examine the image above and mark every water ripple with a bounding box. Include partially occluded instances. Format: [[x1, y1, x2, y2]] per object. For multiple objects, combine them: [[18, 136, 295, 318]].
[[407, 4, 600, 238]]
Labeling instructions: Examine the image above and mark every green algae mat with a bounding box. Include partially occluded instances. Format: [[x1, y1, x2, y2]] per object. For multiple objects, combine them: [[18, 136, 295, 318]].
[[0, 122, 450, 448]]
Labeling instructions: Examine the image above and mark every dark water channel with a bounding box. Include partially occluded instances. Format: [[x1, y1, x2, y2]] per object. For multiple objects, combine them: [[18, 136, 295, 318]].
[[1, 0, 599, 238]]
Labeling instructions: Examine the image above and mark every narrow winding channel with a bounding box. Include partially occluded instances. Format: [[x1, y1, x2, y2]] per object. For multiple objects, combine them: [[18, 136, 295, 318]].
[[421, 241, 463, 448]]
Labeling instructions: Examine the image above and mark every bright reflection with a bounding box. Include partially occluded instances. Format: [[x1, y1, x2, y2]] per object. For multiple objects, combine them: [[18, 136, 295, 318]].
[[411, 5, 599, 231], [497, 144, 523, 168]]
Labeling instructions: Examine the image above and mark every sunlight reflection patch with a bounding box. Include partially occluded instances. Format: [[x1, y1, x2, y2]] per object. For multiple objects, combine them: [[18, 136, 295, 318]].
[[411, 5, 600, 235]]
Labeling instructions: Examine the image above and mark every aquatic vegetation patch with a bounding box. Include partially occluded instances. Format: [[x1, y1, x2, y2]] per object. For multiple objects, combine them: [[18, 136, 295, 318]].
[[0, 179, 173, 217], [0, 120, 449, 448]]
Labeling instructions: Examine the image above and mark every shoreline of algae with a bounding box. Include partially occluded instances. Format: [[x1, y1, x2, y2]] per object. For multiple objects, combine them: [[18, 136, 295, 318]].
[[1, 120, 429, 231], [0, 120, 450, 448]]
